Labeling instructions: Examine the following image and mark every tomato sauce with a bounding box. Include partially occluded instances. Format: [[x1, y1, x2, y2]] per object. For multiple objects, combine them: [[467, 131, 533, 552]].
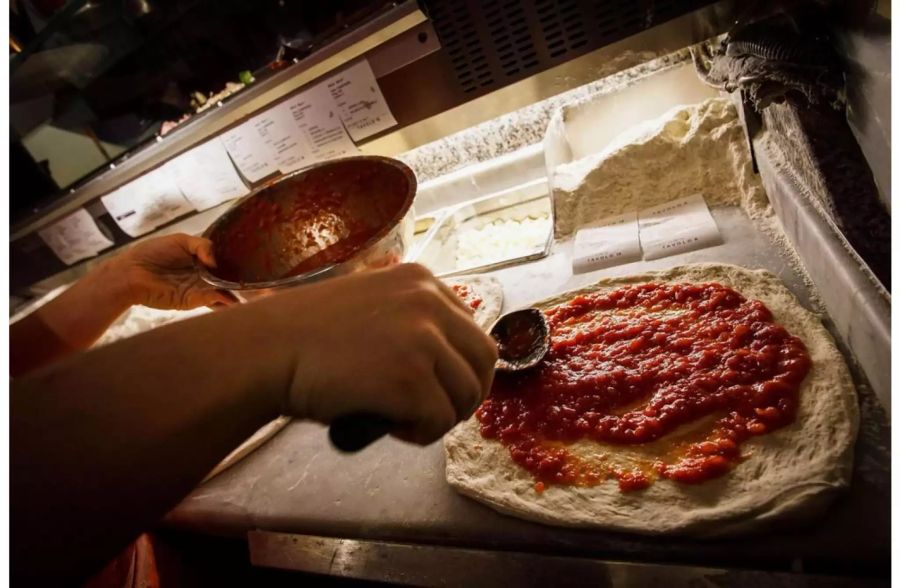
[[451, 284, 483, 311], [210, 160, 410, 284], [476, 282, 811, 492]]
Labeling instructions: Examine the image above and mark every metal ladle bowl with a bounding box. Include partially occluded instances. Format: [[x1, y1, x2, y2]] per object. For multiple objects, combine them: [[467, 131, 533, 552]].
[[490, 308, 551, 372]]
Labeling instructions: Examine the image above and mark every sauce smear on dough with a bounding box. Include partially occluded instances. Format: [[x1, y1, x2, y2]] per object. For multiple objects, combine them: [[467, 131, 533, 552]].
[[476, 282, 811, 492], [451, 284, 484, 311]]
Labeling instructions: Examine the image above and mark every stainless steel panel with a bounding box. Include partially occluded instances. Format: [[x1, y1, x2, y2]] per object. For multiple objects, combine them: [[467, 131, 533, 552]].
[[362, 0, 746, 157], [248, 531, 887, 587], [755, 140, 891, 413]]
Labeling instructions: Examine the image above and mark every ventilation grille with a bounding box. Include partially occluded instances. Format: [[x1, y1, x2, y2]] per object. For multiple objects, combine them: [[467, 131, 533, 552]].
[[424, 0, 711, 95]]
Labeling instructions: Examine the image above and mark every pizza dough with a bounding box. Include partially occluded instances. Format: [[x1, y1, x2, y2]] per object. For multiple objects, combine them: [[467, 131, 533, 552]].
[[444, 275, 504, 331], [444, 263, 858, 536]]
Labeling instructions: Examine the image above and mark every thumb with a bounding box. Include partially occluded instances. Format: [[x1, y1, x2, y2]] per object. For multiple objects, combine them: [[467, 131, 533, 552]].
[[188, 288, 239, 309], [182, 235, 218, 268]]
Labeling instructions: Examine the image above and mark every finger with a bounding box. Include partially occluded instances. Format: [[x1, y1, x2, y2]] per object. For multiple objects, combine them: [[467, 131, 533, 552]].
[[434, 279, 477, 315], [181, 234, 218, 268], [431, 278, 499, 390], [433, 304, 499, 402], [207, 293, 239, 310], [434, 340, 484, 420], [390, 373, 457, 446], [195, 240, 218, 269], [189, 288, 239, 309], [209, 289, 240, 306]]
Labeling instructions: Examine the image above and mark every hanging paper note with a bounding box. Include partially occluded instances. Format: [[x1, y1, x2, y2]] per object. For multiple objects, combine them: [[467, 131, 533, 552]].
[[326, 59, 398, 141], [572, 211, 642, 273], [638, 194, 722, 261], [285, 84, 358, 163], [256, 102, 314, 174], [166, 138, 249, 211], [101, 167, 194, 238], [221, 119, 279, 183], [38, 208, 114, 265]]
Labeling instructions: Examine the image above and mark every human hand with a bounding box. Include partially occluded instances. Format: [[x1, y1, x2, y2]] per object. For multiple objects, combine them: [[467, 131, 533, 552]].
[[262, 263, 499, 445], [114, 233, 238, 310]]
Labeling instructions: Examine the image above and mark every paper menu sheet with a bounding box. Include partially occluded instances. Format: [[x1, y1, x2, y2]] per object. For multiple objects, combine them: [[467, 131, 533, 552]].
[[326, 59, 398, 141], [165, 138, 249, 211], [255, 102, 316, 174], [38, 208, 114, 266], [101, 167, 195, 238], [572, 211, 642, 273], [285, 84, 358, 162], [638, 194, 722, 261], [221, 120, 280, 183]]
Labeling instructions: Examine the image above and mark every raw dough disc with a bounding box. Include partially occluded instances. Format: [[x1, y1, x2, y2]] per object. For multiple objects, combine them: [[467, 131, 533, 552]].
[[444, 275, 504, 331], [444, 263, 858, 536]]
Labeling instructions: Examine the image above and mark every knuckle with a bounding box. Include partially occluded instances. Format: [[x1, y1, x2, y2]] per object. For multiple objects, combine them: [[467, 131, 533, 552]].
[[407, 288, 445, 317], [402, 355, 434, 383], [395, 263, 432, 281], [405, 320, 441, 350]]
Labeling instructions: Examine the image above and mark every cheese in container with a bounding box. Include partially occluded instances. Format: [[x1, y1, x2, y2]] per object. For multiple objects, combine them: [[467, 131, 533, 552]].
[[413, 178, 553, 277]]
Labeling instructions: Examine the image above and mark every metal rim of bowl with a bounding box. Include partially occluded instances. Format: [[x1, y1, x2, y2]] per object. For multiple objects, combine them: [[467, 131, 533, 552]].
[[198, 155, 417, 291]]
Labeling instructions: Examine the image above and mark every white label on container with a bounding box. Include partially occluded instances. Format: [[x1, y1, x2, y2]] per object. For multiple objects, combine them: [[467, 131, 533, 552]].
[[165, 137, 249, 211], [101, 167, 194, 238], [285, 84, 358, 163], [326, 59, 397, 141], [638, 194, 722, 261], [38, 208, 114, 265], [221, 120, 279, 183], [572, 211, 642, 273]]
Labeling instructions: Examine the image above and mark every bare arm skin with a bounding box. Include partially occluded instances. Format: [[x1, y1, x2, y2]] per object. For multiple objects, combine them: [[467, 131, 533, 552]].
[[10, 234, 236, 377], [11, 264, 498, 584]]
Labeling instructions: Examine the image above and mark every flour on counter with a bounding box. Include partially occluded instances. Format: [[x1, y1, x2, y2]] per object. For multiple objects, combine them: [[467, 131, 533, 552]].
[[94, 305, 211, 348], [551, 98, 770, 239], [550, 96, 820, 310]]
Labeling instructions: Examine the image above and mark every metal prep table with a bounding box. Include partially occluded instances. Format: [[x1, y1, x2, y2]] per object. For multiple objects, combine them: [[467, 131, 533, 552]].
[[165, 201, 890, 585]]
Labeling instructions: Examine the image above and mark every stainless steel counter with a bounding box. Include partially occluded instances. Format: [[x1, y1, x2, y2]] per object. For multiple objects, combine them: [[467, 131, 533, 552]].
[[165, 206, 890, 579]]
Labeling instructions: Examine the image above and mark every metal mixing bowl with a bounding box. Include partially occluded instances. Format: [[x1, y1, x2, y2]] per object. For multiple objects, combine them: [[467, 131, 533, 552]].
[[200, 156, 416, 301]]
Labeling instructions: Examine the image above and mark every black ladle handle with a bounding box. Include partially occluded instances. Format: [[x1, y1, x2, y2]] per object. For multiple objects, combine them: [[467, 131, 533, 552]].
[[329, 413, 394, 452]]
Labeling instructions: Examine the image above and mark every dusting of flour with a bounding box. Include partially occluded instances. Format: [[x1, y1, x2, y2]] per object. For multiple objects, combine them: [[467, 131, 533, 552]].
[[94, 305, 211, 348], [550, 97, 820, 310]]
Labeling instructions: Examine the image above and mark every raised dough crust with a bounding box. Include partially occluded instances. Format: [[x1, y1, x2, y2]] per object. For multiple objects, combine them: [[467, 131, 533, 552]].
[[444, 263, 859, 536]]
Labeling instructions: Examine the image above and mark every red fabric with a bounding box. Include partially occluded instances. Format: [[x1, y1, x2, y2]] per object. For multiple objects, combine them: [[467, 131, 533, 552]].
[[85, 534, 160, 588]]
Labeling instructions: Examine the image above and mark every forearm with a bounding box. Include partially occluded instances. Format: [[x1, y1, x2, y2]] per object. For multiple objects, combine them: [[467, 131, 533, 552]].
[[10, 259, 134, 377], [11, 301, 292, 584]]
